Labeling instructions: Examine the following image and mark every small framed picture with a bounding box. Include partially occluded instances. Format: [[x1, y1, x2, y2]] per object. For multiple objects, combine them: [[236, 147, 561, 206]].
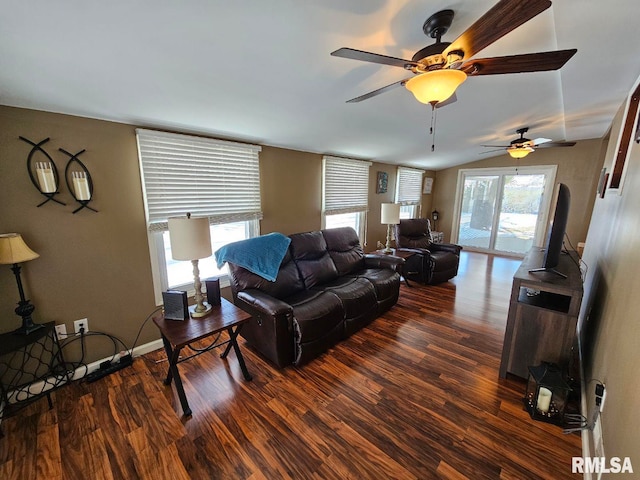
[[376, 171, 388, 194], [423, 177, 433, 194]]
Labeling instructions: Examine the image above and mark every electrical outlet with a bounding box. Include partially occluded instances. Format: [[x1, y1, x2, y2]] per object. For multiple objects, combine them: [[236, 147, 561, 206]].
[[54, 324, 67, 339], [595, 383, 607, 412], [599, 386, 607, 411], [74, 318, 88, 334]]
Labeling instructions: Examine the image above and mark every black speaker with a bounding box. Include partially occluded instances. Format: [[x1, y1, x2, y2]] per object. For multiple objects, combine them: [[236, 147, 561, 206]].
[[205, 278, 221, 306], [162, 290, 189, 321]]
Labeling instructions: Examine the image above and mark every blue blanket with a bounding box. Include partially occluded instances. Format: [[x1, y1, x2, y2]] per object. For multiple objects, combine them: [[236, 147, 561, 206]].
[[214, 232, 291, 282]]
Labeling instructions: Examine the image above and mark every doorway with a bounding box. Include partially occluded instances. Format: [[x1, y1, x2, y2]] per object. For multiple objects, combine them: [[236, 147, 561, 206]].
[[452, 166, 557, 255]]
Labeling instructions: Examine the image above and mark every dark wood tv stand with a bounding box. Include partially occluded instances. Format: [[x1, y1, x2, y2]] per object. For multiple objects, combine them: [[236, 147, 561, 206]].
[[499, 247, 583, 379]]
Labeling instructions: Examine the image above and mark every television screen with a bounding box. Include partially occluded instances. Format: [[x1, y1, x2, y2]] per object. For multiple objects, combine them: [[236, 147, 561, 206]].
[[529, 183, 570, 278]]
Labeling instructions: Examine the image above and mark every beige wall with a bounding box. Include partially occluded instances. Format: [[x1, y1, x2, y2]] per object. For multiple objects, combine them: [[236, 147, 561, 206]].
[[259, 145, 322, 235], [433, 139, 605, 244], [579, 100, 640, 462]]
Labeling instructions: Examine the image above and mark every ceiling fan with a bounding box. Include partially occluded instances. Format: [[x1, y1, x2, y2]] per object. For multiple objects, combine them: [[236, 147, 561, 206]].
[[330, 0, 577, 106], [481, 127, 576, 158]]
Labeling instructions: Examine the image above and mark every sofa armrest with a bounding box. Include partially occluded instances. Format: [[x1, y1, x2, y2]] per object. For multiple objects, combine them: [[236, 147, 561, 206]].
[[429, 243, 462, 255], [236, 289, 293, 322], [235, 289, 295, 368], [395, 247, 430, 257], [364, 253, 405, 270]]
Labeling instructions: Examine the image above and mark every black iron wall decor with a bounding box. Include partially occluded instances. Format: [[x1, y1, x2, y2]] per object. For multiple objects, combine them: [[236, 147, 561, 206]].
[[19, 136, 66, 207], [59, 148, 98, 214]]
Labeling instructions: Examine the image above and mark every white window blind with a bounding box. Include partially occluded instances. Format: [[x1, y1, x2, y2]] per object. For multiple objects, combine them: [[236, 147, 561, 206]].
[[136, 128, 262, 231], [395, 166, 425, 206], [323, 156, 372, 215]]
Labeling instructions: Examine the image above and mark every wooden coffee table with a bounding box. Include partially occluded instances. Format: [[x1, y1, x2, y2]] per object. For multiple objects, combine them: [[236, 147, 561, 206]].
[[153, 297, 252, 417]]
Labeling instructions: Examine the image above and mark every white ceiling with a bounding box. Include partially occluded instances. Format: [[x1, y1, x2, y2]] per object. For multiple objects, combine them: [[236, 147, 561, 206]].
[[2, 0, 640, 170]]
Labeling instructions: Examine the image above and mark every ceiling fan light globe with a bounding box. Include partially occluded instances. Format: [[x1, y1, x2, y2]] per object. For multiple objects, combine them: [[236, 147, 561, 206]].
[[405, 69, 466, 104], [507, 146, 534, 159]]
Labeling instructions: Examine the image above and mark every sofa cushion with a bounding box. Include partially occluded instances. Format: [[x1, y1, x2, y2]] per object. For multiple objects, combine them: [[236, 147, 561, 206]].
[[286, 289, 344, 365], [314, 276, 378, 337], [351, 268, 401, 308], [228, 250, 304, 300], [289, 231, 339, 289], [321, 227, 366, 275]]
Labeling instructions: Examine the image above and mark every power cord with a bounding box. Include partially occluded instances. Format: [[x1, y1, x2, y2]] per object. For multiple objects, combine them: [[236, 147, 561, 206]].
[[562, 379, 605, 434], [55, 306, 164, 383], [128, 306, 163, 355], [563, 233, 588, 282]]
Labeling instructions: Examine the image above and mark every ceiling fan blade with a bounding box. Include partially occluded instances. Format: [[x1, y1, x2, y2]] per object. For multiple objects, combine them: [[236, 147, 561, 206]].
[[535, 141, 577, 148], [480, 148, 507, 154], [443, 0, 551, 62], [345, 78, 412, 103], [481, 144, 511, 148], [532, 137, 552, 145], [460, 49, 577, 75], [331, 47, 418, 69]]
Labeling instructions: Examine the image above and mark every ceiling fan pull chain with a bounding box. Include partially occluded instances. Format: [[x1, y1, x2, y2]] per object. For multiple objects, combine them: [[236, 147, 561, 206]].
[[430, 104, 437, 152]]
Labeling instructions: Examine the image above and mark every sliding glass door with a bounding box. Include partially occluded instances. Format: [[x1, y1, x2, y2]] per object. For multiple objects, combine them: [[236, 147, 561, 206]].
[[452, 166, 557, 255]]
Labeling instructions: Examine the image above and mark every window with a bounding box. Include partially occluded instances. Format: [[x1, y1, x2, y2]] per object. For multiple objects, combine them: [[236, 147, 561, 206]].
[[395, 167, 424, 219], [137, 129, 262, 304], [322, 156, 372, 242]]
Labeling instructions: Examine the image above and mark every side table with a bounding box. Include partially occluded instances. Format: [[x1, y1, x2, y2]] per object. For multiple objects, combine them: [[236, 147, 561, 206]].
[[153, 297, 253, 417], [374, 248, 415, 287], [0, 322, 71, 434]]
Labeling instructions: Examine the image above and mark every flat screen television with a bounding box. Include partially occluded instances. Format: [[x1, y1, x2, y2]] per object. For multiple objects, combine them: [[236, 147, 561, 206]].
[[529, 183, 570, 278]]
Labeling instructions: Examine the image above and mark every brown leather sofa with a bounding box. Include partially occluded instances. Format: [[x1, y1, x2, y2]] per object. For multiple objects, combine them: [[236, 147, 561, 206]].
[[394, 219, 462, 285], [227, 227, 403, 367]]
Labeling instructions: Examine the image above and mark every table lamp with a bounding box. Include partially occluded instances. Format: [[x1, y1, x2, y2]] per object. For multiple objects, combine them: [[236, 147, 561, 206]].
[[168, 214, 213, 318], [380, 203, 401, 254], [0, 233, 43, 335]]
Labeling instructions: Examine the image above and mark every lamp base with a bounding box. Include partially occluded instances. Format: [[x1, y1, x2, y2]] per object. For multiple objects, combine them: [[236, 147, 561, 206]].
[[13, 299, 43, 335], [382, 247, 393, 254], [189, 303, 213, 318], [13, 319, 44, 336]]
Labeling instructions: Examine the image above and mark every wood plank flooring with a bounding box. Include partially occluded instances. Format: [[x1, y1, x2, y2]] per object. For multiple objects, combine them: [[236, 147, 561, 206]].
[[0, 252, 582, 479]]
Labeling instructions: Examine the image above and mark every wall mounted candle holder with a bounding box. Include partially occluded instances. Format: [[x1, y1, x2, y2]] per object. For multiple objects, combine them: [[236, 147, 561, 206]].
[[20, 136, 66, 207], [59, 148, 98, 214]]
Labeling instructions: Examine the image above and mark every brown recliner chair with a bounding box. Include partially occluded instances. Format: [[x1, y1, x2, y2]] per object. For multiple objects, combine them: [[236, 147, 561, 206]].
[[394, 219, 462, 285]]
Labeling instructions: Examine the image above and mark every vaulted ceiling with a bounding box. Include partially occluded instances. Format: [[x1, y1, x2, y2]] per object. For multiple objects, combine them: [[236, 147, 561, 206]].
[[2, 0, 640, 169]]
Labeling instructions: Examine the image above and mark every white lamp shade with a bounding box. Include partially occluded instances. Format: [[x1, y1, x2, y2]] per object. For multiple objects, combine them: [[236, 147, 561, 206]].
[[0, 233, 39, 264], [168, 216, 212, 261], [405, 69, 467, 104], [381, 203, 401, 225]]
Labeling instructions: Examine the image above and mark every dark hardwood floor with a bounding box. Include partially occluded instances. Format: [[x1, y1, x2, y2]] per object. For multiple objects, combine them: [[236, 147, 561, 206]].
[[0, 252, 582, 479]]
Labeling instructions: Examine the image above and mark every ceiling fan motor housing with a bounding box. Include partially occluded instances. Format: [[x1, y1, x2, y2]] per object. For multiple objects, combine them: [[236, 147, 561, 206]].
[[411, 10, 456, 70], [512, 127, 532, 147]]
